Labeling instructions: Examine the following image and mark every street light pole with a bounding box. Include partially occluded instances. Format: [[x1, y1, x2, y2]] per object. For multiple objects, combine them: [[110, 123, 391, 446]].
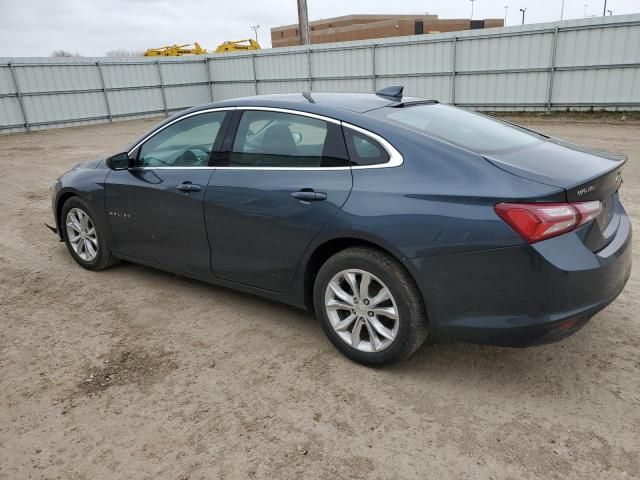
[[603, 0, 607, 16], [520, 7, 526, 25], [584, 4, 589, 18], [561, 0, 565, 20], [470, 0, 475, 20], [250, 25, 260, 43], [504, 5, 508, 26]]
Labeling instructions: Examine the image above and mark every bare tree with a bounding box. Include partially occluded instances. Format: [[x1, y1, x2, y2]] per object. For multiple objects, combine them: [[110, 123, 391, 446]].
[[51, 50, 83, 57], [105, 49, 144, 58]]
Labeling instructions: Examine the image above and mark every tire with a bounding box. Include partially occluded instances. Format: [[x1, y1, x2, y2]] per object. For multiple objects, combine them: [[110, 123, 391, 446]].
[[61, 197, 117, 271], [313, 247, 428, 366]]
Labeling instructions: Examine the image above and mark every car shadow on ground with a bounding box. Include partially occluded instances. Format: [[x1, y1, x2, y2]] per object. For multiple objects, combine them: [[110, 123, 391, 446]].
[[106, 259, 616, 396]]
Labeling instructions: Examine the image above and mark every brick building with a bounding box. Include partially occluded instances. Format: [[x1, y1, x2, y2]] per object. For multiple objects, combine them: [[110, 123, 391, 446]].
[[271, 14, 504, 48]]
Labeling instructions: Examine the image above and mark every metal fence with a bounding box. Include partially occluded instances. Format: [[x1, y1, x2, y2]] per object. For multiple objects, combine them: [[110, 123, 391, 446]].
[[2, 13, 640, 134]]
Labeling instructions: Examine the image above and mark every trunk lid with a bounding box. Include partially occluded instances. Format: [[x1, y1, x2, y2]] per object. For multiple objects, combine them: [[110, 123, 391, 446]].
[[484, 139, 625, 252]]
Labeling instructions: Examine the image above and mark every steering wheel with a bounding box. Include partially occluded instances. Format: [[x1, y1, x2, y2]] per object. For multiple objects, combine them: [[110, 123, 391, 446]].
[[140, 156, 172, 166], [173, 145, 211, 166]]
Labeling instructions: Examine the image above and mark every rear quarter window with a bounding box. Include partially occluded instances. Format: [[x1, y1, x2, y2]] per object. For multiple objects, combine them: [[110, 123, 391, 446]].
[[343, 128, 390, 166]]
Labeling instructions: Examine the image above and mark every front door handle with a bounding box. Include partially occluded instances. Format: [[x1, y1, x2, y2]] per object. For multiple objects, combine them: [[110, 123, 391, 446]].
[[291, 190, 327, 202], [177, 182, 202, 193]]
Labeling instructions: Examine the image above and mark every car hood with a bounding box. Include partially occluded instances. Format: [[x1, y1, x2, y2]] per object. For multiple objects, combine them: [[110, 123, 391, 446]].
[[72, 158, 105, 170]]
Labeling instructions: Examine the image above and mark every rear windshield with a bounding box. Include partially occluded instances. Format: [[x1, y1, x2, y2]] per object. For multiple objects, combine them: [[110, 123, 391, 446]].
[[379, 104, 543, 152]]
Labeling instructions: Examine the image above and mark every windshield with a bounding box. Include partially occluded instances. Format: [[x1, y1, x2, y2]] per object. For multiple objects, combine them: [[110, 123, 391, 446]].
[[379, 104, 543, 152]]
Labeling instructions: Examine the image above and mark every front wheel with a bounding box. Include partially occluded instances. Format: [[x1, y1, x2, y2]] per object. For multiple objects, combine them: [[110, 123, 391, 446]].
[[61, 197, 117, 271], [313, 247, 428, 366]]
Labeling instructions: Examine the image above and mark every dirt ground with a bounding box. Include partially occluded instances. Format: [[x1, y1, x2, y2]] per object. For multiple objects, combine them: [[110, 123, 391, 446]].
[[1, 115, 639, 480]]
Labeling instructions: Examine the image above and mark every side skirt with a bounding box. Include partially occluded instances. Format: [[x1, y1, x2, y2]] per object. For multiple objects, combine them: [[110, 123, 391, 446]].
[[112, 252, 309, 311]]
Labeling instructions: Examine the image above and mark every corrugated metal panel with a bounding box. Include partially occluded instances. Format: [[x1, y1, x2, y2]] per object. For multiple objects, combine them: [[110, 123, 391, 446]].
[[213, 83, 255, 100], [23, 92, 106, 123], [455, 72, 549, 105], [210, 57, 253, 81], [160, 61, 208, 85], [164, 85, 210, 109], [556, 24, 640, 67], [0, 97, 24, 126], [256, 52, 307, 80], [376, 42, 452, 75], [312, 48, 371, 78], [257, 80, 309, 95], [552, 68, 640, 104], [456, 32, 554, 71], [107, 88, 164, 116], [14, 64, 102, 93], [101, 63, 159, 88], [312, 78, 371, 93], [0, 66, 16, 95]]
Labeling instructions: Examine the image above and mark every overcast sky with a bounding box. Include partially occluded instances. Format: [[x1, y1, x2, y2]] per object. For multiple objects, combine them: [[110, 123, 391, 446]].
[[0, 0, 638, 57]]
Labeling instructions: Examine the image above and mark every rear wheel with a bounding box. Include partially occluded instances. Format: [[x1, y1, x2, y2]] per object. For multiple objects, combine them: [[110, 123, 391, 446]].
[[61, 197, 117, 271], [313, 247, 428, 366]]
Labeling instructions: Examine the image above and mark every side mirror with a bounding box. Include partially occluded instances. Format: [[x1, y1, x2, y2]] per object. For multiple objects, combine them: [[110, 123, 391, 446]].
[[292, 132, 302, 145], [106, 152, 131, 170]]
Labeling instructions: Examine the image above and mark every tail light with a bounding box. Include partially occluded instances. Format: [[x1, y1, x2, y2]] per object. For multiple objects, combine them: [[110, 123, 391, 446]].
[[495, 201, 602, 243]]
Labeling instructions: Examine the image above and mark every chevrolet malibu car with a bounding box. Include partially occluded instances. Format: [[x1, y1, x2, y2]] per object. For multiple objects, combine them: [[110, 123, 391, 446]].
[[49, 87, 632, 365]]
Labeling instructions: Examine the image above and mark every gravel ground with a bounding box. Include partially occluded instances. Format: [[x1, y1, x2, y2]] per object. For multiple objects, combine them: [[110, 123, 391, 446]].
[[0, 115, 639, 480]]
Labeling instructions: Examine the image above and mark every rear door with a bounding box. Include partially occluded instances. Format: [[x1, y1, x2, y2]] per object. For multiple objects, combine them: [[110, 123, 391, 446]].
[[105, 110, 229, 275], [204, 109, 352, 292]]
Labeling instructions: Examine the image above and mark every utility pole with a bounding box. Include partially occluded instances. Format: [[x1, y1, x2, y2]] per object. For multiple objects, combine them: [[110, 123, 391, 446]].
[[584, 4, 589, 17], [520, 7, 526, 25], [250, 25, 260, 43], [297, 0, 310, 46], [561, 0, 565, 20], [603, 0, 607, 16], [470, 0, 475, 20], [504, 5, 508, 26]]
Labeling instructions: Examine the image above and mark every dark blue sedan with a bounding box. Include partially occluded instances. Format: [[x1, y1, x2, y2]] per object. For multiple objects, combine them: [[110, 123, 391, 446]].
[[50, 87, 632, 365]]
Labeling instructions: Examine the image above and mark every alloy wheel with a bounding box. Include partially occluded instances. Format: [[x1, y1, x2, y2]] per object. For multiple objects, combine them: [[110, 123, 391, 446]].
[[65, 207, 98, 262], [324, 269, 400, 352]]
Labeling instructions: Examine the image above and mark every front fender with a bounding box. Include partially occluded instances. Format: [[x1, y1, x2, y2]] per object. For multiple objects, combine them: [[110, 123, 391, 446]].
[[53, 167, 111, 241]]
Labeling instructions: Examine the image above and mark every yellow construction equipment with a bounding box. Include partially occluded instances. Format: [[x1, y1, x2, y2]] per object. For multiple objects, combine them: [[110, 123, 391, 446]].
[[214, 39, 261, 53], [143, 43, 208, 57], [143, 40, 261, 57]]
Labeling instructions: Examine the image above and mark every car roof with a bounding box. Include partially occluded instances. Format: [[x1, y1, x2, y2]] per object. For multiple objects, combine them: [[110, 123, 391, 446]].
[[195, 92, 425, 116]]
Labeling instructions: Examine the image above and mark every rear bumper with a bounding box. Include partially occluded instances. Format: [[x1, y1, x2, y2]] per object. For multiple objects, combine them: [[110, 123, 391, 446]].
[[410, 207, 632, 347]]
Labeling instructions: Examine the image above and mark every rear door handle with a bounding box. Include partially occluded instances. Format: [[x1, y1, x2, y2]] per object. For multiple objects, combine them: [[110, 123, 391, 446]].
[[177, 182, 202, 193], [291, 190, 327, 201]]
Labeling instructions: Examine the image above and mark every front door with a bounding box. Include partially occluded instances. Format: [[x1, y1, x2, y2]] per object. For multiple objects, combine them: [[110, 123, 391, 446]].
[[105, 110, 228, 275], [205, 109, 353, 292]]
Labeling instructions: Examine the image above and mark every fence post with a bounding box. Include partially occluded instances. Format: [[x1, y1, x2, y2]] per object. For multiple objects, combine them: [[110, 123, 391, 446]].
[[8, 61, 30, 133], [450, 36, 457, 105], [251, 54, 258, 95], [371, 43, 376, 91], [204, 57, 213, 101], [96, 62, 112, 122], [307, 46, 313, 91], [547, 27, 560, 112], [156, 60, 168, 116]]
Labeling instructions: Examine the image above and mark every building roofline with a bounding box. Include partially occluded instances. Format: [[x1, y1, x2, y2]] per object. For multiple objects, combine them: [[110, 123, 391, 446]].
[[271, 13, 503, 32], [271, 13, 441, 31]]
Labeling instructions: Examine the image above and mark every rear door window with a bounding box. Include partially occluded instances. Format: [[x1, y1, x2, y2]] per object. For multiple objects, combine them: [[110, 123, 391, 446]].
[[226, 110, 348, 168]]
